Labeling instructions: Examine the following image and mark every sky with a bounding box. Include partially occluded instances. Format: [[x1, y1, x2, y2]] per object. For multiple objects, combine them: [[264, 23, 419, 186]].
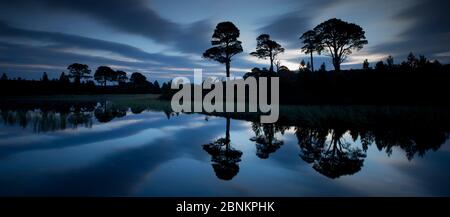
[[0, 0, 449, 82]]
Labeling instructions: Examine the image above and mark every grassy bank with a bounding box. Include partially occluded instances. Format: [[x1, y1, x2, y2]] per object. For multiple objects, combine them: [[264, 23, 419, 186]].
[[2, 94, 450, 129]]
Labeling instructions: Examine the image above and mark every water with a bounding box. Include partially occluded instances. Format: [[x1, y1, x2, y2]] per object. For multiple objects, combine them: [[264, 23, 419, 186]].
[[0, 99, 449, 196]]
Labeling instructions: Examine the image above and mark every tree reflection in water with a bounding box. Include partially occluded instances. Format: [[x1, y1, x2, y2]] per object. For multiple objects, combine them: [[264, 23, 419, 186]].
[[203, 117, 242, 180], [296, 127, 366, 179], [250, 123, 287, 159], [1, 100, 449, 180], [0, 99, 176, 132], [0, 101, 96, 133], [94, 101, 127, 123]]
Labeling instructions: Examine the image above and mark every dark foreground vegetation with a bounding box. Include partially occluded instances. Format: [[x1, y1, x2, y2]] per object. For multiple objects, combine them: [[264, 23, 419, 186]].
[[0, 63, 168, 95], [275, 53, 450, 105]]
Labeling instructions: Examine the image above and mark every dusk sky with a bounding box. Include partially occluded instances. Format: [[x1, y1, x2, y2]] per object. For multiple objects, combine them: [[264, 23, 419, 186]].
[[0, 0, 449, 81]]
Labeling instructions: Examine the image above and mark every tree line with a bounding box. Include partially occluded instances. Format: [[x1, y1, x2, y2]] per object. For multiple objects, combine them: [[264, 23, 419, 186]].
[[201, 19, 450, 105], [203, 18, 368, 77], [0, 63, 174, 95], [275, 51, 449, 104]]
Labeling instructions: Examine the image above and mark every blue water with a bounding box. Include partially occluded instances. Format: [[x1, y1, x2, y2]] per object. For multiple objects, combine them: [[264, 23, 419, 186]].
[[0, 107, 449, 196]]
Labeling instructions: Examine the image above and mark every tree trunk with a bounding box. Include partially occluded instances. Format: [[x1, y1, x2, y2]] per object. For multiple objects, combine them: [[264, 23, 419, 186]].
[[104, 79, 107, 87], [268, 124, 273, 146], [310, 52, 314, 72], [269, 56, 274, 73], [226, 61, 230, 78], [225, 116, 231, 149], [333, 58, 341, 71]]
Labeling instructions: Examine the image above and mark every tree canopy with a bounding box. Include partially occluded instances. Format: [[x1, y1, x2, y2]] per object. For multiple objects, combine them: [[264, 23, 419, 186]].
[[1, 73, 8, 81], [130, 72, 148, 85], [308, 18, 368, 71], [203, 21, 243, 77], [67, 63, 91, 84], [94, 66, 116, 86], [250, 34, 284, 73], [300, 30, 322, 72], [116, 70, 128, 84], [41, 72, 49, 82]]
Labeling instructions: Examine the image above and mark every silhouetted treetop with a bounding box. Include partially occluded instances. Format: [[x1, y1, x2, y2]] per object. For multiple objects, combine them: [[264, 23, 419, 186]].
[[94, 66, 116, 86], [250, 34, 284, 72], [311, 18, 368, 71], [375, 61, 386, 70], [130, 72, 148, 85], [116, 70, 128, 84], [300, 30, 323, 72], [41, 72, 49, 82], [297, 128, 366, 179], [203, 117, 242, 181], [407, 52, 418, 69], [59, 72, 70, 83], [1, 73, 8, 81], [153, 80, 160, 89], [203, 21, 243, 77], [319, 62, 326, 72], [363, 59, 370, 70], [67, 63, 91, 84], [386, 55, 394, 68]]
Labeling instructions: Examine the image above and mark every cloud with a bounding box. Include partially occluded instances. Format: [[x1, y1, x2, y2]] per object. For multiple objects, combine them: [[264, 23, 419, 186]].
[[367, 0, 450, 61], [257, 0, 450, 66], [257, 0, 338, 48], [0, 22, 212, 80], [258, 12, 310, 48], [0, 0, 212, 54], [0, 21, 182, 63]]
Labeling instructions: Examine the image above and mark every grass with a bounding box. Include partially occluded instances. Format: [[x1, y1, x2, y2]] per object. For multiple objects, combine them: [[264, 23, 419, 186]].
[[2, 94, 450, 129]]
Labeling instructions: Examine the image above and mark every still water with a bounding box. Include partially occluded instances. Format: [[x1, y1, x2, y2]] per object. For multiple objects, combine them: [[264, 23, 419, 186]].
[[0, 100, 449, 196]]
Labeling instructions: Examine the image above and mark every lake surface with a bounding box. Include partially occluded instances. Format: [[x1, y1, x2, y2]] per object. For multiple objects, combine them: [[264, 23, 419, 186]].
[[0, 99, 450, 196]]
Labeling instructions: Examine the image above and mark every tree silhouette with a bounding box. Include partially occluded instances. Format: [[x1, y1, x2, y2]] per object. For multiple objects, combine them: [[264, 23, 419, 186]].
[[362, 59, 370, 70], [297, 127, 328, 163], [94, 66, 116, 86], [311, 18, 368, 71], [153, 80, 160, 89], [250, 34, 284, 73], [94, 101, 127, 123], [59, 72, 70, 83], [418, 55, 428, 68], [297, 127, 366, 179], [203, 21, 243, 78], [41, 72, 49, 82], [406, 52, 418, 70], [130, 72, 147, 85], [67, 63, 91, 84], [1, 73, 8, 81], [299, 59, 306, 72], [386, 55, 394, 68], [116, 70, 128, 85], [375, 61, 386, 70], [300, 30, 322, 72], [319, 62, 326, 72], [250, 122, 286, 159], [203, 117, 242, 180], [317, 129, 366, 179]]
